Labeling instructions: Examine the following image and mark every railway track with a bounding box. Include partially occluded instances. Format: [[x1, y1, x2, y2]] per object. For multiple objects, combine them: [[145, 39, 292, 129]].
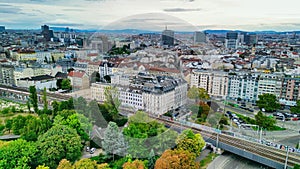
[[0, 84, 71, 101], [156, 117, 300, 168]]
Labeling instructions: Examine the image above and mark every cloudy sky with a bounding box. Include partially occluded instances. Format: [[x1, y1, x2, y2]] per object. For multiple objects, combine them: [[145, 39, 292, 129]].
[[1, 0, 300, 31]]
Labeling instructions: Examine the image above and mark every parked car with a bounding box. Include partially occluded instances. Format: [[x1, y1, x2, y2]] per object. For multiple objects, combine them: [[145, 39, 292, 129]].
[[90, 148, 96, 154]]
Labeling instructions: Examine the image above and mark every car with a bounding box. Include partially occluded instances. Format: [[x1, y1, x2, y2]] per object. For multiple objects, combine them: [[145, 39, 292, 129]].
[[90, 148, 96, 154], [86, 146, 90, 152], [233, 118, 239, 122], [291, 114, 298, 118]]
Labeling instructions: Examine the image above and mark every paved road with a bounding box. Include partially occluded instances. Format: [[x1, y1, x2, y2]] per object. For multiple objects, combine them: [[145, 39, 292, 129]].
[[278, 135, 300, 148], [207, 152, 270, 169], [81, 147, 102, 159]]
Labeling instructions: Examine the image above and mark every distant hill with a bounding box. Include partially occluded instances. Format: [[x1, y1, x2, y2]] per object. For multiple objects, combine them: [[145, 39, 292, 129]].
[[7, 27, 300, 35]]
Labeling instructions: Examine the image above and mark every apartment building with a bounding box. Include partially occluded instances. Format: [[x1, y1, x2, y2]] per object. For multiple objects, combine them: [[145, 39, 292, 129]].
[[0, 64, 15, 86], [227, 73, 259, 101], [91, 73, 187, 115], [279, 75, 300, 106], [190, 70, 228, 99], [257, 73, 283, 98], [68, 71, 90, 91]]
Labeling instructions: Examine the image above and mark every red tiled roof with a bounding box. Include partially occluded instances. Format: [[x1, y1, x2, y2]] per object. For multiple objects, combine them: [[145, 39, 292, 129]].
[[87, 53, 98, 57], [149, 67, 180, 73], [68, 71, 86, 78]]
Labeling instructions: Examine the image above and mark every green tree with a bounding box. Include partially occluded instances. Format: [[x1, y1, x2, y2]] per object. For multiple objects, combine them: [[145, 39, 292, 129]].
[[89, 100, 108, 128], [52, 100, 59, 116], [90, 72, 101, 83], [11, 115, 27, 135], [5, 119, 13, 133], [27, 100, 31, 113], [256, 93, 280, 112], [51, 55, 55, 63], [102, 122, 127, 161], [37, 125, 82, 169], [198, 88, 210, 101], [44, 56, 48, 63], [104, 86, 121, 120], [61, 79, 72, 90], [255, 111, 276, 130], [187, 86, 199, 101], [294, 164, 300, 169], [21, 114, 52, 141], [175, 129, 205, 156], [123, 112, 177, 157], [53, 112, 91, 141], [56, 79, 62, 89], [29, 86, 38, 113], [187, 87, 210, 103], [291, 100, 300, 114], [104, 75, 111, 83], [74, 96, 88, 113], [0, 139, 37, 169], [42, 87, 48, 112], [148, 149, 156, 169]]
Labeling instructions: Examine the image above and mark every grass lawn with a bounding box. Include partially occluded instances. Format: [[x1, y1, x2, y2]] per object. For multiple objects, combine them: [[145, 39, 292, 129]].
[[200, 152, 218, 169]]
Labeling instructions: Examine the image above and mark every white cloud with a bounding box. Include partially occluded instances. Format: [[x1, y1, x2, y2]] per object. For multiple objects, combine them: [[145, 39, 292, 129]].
[[0, 0, 299, 31]]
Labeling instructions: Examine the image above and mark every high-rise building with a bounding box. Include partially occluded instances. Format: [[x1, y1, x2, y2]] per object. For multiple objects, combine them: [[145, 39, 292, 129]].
[[194, 31, 206, 44], [244, 33, 258, 46], [0, 26, 5, 32], [225, 32, 238, 49], [162, 27, 174, 47], [41, 25, 54, 41]]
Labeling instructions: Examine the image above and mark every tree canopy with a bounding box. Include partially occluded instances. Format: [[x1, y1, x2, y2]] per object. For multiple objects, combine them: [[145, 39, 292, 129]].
[[36, 125, 82, 169], [256, 93, 280, 112], [0, 139, 37, 169], [290, 100, 300, 114], [255, 111, 276, 130], [102, 122, 127, 160], [154, 149, 199, 169], [29, 86, 38, 113], [123, 111, 177, 157], [175, 129, 205, 156], [104, 86, 121, 119], [53, 110, 91, 141], [123, 159, 145, 169], [187, 87, 210, 102], [61, 79, 72, 90]]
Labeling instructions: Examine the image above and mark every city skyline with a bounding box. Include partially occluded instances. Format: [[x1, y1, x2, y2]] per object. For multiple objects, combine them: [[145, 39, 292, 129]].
[[1, 0, 300, 31]]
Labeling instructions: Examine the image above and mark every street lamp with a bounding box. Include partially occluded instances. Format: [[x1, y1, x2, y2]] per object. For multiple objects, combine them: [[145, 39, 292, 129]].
[[284, 148, 289, 169], [216, 124, 220, 149]]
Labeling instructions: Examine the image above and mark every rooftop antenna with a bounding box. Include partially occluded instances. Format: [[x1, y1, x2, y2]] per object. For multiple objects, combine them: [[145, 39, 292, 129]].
[[165, 25, 168, 30]]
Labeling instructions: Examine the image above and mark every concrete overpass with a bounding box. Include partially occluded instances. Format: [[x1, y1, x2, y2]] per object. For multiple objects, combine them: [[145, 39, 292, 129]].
[[158, 118, 300, 169]]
